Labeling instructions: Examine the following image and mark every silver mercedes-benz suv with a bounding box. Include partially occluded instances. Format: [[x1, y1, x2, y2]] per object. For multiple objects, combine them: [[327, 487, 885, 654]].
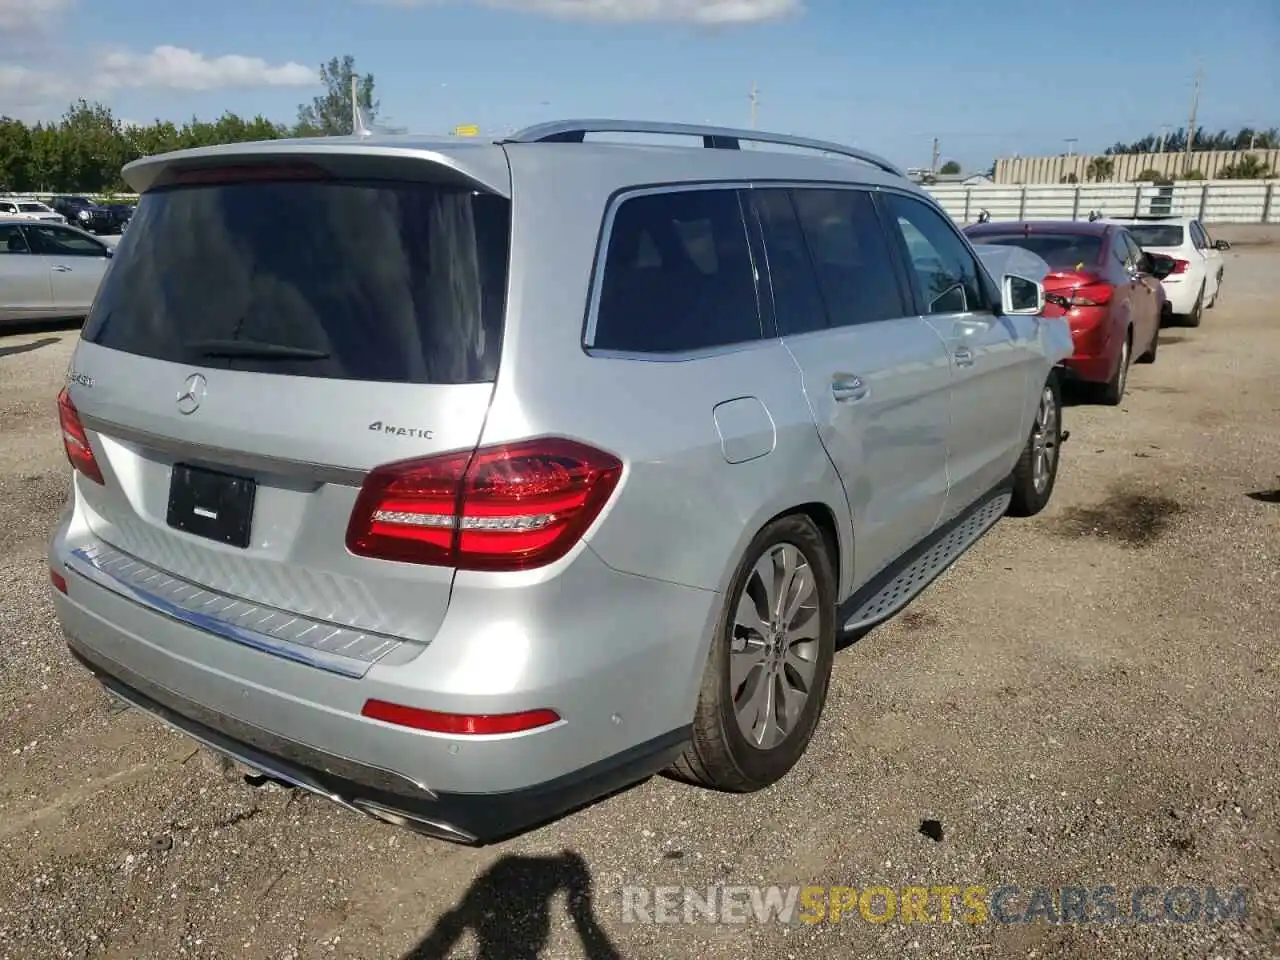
[[49, 119, 1072, 844]]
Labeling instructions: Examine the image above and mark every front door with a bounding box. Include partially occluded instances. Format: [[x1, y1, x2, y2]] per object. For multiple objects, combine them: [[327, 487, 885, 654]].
[[24, 223, 111, 313], [879, 191, 1031, 521], [749, 185, 953, 588], [0, 223, 53, 319]]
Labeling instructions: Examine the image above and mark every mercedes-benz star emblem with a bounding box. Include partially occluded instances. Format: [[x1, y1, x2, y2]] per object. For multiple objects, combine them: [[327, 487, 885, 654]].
[[176, 373, 207, 415]]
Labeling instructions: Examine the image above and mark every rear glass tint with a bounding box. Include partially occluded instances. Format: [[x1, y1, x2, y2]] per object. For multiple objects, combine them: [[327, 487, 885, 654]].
[[1124, 223, 1184, 247], [974, 233, 1103, 270], [82, 179, 510, 384], [592, 188, 762, 353]]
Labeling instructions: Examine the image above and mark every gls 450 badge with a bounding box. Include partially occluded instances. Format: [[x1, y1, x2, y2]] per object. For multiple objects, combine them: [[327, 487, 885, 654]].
[[368, 421, 433, 440]]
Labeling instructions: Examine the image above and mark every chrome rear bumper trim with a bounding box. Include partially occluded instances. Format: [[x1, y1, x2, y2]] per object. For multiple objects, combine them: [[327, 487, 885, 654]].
[[65, 541, 405, 678]]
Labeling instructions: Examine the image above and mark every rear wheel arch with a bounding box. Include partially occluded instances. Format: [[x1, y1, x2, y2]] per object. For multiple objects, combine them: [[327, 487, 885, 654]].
[[772, 502, 842, 593]]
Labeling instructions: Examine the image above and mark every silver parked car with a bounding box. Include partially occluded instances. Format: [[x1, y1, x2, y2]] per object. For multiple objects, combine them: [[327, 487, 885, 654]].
[[0, 219, 114, 325], [49, 120, 1072, 844]]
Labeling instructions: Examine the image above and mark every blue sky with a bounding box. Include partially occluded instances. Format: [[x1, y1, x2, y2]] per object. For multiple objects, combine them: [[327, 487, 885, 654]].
[[3, 0, 1277, 171]]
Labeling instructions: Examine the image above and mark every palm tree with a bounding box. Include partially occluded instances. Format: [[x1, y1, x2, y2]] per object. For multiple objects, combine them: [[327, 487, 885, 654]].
[[1086, 156, 1115, 183]]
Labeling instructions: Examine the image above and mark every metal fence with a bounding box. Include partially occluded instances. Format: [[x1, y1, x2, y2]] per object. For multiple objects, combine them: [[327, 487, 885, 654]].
[[7, 179, 1279, 226], [922, 179, 1279, 225]]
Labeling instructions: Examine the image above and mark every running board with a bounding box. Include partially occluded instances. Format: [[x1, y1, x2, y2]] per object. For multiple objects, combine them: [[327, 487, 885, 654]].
[[839, 488, 1012, 634]]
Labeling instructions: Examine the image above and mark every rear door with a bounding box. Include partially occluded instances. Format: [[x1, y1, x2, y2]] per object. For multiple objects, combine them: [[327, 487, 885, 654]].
[[1119, 230, 1160, 348], [63, 165, 512, 647], [1192, 220, 1223, 295], [0, 223, 53, 318], [881, 192, 1033, 519], [749, 185, 951, 586], [24, 223, 112, 312]]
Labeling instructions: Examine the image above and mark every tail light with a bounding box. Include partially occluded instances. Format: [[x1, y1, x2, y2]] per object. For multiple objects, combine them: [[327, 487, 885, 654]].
[[346, 437, 624, 572], [57, 387, 104, 485], [1065, 282, 1113, 307], [50, 568, 68, 594], [1169, 259, 1189, 274]]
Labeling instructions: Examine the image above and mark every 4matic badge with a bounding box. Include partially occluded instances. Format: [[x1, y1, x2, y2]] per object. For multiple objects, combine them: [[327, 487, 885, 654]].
[[368, 420, 434, 440]]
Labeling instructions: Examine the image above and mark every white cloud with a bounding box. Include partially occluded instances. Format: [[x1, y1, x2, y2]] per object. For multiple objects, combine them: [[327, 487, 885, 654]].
[[95, 45, 317, 92], [0, 64, 72, 107], [0, 0, 74, 32], [368, 0, 802, 24]]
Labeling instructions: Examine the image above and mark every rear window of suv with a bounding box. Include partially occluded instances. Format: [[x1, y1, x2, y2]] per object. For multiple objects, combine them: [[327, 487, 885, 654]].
[[972, 233, 1103, 270], [82, 178, 511, 384], [1124, 223, 1184, 247]]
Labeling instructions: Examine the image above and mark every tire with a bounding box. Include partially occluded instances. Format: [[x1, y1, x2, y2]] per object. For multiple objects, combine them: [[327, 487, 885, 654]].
[[1099, 329, 1131, 406], [1137, 324, 1158, 364], [668, 514, 836, 792], [1183, 283, 1204, 328], [1009, 370, 1063, 517]]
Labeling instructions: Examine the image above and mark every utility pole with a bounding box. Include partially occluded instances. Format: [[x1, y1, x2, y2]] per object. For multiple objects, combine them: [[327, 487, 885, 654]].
[[351, 75, 360, 134], [1183, 64, 1202, 174], [1064, 137, 1077, 156], [1157, 123, 1170, 153], [749, 81, 758, 129]]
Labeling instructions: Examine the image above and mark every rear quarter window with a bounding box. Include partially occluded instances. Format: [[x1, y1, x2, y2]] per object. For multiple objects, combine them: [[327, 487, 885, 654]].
[[590, 188, 762, 354], [82, 178, 511, 384]]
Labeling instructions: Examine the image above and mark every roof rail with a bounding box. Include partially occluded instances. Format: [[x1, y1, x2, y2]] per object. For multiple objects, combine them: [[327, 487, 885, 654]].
[[501, 119, 906, 179]]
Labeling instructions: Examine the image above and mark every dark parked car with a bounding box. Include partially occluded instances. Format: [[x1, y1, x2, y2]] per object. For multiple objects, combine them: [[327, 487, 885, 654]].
[[50, 195, 115, 234], [101, 202, 135, 231]]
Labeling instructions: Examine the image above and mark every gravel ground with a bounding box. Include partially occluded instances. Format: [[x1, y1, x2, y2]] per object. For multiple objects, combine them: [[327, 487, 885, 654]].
[[0, 242, 1277, 960]]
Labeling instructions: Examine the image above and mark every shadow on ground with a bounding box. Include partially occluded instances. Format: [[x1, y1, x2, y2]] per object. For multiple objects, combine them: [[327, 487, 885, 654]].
[[0, 336, 61, 359], [403, 850, 621, 960]]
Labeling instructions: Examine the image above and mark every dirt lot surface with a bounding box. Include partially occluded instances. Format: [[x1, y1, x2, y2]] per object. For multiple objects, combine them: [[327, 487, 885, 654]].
[[1, 244, 1277, 960]]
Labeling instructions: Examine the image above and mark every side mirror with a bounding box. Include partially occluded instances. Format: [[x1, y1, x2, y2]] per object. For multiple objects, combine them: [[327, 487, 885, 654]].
[[1213, 239, 1230, 251], [1146, 253, 1175, 280], [1002, 274, 1045, 315]]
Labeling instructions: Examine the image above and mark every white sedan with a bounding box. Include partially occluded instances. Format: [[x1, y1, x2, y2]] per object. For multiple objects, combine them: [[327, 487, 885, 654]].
[[0, 218, 114, 326], [0, 197, 68, 224], [1106, 216, 1227, 327]]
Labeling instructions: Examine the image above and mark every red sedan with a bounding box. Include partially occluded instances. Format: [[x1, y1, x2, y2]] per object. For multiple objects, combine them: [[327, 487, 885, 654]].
[[964, 220, 1166, 405]]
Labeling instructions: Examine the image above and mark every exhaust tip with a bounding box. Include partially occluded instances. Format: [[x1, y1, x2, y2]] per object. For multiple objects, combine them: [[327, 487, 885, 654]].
[[352, 799, 477, 844]]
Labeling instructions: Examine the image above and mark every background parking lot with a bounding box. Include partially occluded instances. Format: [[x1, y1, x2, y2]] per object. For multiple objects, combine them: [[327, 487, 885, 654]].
[[1, 228, 1277, 960]]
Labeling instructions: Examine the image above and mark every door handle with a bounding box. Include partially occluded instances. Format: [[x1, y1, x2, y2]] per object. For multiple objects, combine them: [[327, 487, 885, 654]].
[[831, 374, 870, 403], [51, 264, 72, 272], [952, 346, 974, 367]]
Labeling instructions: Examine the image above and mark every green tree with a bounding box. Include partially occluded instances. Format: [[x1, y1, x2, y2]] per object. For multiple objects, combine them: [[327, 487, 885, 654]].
[[1133, 168, 1173, 185], [938, 160, 961, 175], [1218, 154, 1274, 179], [294, 55, 377, 136]]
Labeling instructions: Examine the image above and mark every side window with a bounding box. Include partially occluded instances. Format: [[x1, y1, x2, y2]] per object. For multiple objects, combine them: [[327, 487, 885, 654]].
[[593, 188, 761, 354], [882, 193, 988, 315], [0, 202, 18, 214], [751, 188, 829, 335], [26, 225, 107, 257], [1191, 222, 1208, 249], [0, 223, 30, 253], [790, 188, 907, 327]]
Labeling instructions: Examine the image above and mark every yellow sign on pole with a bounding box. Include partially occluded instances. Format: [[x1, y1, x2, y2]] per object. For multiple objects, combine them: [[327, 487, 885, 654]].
[[453, 124, 480, 137]]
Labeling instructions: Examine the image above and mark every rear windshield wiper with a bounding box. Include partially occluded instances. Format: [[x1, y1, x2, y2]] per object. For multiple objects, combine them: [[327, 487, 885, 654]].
[[185, 339, 331, 361]]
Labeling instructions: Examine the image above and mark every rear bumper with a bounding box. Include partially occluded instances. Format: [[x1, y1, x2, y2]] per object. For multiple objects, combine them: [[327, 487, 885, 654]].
[[49, 511, 717, 843], [1159, 278, 1199, 315], [65, 635, 687, 844], [1060, 353, 1113, 383], [1059, 311, 1115, 383]]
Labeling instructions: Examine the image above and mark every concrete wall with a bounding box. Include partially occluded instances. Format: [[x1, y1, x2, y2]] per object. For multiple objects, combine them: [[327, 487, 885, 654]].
[[995, 150, 1280, 185], [923, 180, 1280, 225]]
